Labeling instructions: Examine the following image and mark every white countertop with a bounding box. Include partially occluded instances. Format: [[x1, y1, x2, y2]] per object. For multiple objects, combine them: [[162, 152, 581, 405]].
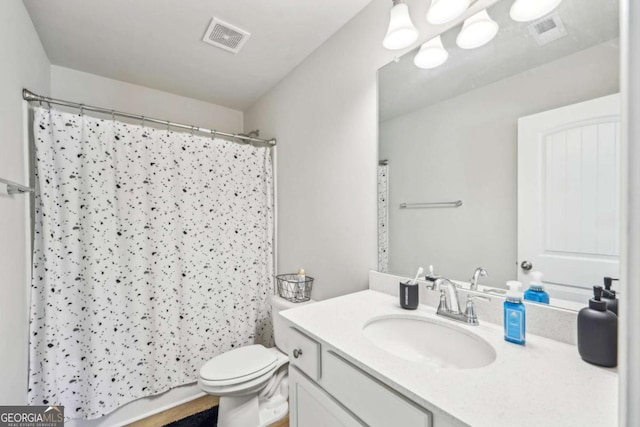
[[281, 290, 618, 427]]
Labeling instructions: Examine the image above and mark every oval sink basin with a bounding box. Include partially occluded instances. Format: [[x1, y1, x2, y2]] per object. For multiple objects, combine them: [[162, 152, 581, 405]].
[[363, 315, 496, 369]]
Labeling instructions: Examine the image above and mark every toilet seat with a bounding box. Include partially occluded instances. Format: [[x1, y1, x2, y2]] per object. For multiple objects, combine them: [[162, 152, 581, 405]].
[[199, 361, 278, 387], [199, 367, 276, 396], [199, 344, 278, 385], [198, 346, 288, 397]]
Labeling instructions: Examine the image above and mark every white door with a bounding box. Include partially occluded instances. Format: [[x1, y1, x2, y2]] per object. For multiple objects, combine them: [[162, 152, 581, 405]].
[[517, 94, 620, 297]]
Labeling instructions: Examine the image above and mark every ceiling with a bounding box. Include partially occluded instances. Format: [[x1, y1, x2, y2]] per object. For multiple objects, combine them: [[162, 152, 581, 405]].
[[23, 0, 373, 111], [379, 0, 619, 121]]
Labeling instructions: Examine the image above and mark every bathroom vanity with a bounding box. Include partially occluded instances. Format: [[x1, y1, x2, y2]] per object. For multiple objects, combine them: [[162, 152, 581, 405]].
[[281, 287, 617, 427]]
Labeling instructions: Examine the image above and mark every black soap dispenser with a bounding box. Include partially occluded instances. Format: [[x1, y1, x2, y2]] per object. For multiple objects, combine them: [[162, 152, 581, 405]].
[[577, 286, 617, 367], [602, 277, 619, 315]]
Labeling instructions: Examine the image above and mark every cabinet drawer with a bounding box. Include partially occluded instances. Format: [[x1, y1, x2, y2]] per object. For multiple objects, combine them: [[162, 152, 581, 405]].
[[289, 328, 321, 381], [322, 350, 432, 427]]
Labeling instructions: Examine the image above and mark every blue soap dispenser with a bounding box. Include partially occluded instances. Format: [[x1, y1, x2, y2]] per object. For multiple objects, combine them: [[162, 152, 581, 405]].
[[504, 281, 526, 345], [523, 271, 550, 304]]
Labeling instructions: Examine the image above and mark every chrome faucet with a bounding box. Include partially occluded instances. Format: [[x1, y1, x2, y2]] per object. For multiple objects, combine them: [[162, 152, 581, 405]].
[[430, 278, 490, 325], [470, 267, 488, 290], [434, 278, 462, 315]]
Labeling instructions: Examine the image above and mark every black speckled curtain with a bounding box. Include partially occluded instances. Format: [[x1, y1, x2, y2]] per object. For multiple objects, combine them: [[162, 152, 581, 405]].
[[28, 107, 274, 420]]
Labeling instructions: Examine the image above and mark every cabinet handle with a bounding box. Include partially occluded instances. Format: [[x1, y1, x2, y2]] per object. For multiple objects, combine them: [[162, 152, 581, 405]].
[[293, 349, 303, 359]]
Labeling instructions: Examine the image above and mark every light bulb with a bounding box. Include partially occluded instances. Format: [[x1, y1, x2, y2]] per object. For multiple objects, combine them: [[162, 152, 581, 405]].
[[456, 9, 499, 49], [383, 2, 419, 50], [510, 0, 562, 22], [426, 0, 470, 25], [414, 36, 449, 69]]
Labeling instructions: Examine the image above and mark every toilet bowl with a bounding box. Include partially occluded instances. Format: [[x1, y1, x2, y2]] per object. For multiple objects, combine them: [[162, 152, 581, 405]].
[[198, 295, 314, 427]]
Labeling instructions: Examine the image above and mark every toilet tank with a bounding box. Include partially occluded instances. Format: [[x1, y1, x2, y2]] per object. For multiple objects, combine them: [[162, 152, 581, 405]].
[[270, 295, 315, 353]]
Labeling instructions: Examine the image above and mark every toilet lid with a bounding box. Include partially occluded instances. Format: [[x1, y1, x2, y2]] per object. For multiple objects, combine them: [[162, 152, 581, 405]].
[[199, 344, 278, 382]]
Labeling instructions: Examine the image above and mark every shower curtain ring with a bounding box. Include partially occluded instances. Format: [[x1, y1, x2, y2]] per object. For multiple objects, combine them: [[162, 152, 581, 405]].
[[141, 116, 145, 127], [211, 129, 216, 140], [111, 110, 116, 122], [79, 104, 85, 116], [166, 121, 170, 133]]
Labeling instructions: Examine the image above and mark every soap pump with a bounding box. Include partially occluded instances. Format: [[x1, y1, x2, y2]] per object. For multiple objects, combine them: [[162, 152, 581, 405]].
[[577, 286, 617, 367], [601, 277, 619, 315], [504, 281, 526, 345], [523, 271, 550, 304]]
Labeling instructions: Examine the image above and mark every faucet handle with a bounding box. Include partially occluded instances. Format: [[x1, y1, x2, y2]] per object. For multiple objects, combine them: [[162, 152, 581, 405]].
[[437, 288, 448, 310], [464, 295, 491, 326]]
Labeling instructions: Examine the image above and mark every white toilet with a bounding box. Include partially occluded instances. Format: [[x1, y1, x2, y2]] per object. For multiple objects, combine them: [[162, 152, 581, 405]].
[[198, 295, 314, 427]]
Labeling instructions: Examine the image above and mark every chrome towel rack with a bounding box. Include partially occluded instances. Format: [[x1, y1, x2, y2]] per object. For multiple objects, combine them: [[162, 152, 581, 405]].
[[400, 200, 463, 209], [0, 177, 34, 195]]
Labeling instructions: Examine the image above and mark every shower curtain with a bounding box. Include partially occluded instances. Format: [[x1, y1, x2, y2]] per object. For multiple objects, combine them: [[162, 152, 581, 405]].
[[28, 108, 274, 419]]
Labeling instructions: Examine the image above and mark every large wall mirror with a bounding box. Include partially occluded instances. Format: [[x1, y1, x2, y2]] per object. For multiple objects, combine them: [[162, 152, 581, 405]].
[[378, 0, 620, 309]]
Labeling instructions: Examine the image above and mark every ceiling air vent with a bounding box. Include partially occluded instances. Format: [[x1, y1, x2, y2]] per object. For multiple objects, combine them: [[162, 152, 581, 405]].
[[202, 18, 250, 54], [528, 13, 567, 46]]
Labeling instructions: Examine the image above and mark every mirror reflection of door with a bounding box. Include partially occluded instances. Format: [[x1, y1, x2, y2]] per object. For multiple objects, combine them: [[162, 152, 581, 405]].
[[517, 94, 620, 301]]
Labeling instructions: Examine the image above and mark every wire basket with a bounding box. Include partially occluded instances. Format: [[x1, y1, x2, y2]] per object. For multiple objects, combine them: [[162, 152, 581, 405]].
[[276, 274, 314, 303]]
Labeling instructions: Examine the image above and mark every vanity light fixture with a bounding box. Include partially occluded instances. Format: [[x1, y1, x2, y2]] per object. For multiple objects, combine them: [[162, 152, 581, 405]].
[[414, 36, 449, 69], [383, 0, 419, 50], [426, 0, 470, 25], [509, 0, 563, 22], [456, 9, 499, 49]]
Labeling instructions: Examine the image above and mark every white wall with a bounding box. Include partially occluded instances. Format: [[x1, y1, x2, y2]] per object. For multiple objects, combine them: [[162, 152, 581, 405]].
[[245, 0, 500, 300], [0, 0, 50, 404], [245, 1, 385, 300], [380, 42, 619, 287], [50, 66, 243, 133]]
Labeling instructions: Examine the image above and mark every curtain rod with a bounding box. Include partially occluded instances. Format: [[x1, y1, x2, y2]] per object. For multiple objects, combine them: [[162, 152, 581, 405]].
[[22, 89, 276, 146]]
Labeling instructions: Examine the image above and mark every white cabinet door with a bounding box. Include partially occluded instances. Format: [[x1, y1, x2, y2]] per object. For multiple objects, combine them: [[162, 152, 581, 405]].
[[289, 366, 363, 427], [321, 350, 432, 427], [517, 94, 620, 294]]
